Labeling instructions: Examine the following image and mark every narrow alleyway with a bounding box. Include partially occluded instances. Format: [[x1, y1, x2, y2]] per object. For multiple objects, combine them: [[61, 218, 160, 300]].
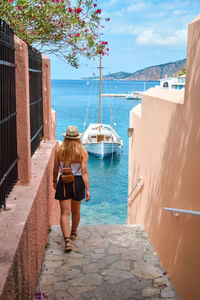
[[35, 225, 178, 300]]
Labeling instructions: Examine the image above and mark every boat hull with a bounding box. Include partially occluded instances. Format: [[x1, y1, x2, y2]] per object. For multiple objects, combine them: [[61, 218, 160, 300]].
[[84, 142, 120, 158]]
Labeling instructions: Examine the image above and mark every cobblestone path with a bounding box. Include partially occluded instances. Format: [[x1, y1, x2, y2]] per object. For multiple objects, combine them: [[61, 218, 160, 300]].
[[35, 225, 179, 300]]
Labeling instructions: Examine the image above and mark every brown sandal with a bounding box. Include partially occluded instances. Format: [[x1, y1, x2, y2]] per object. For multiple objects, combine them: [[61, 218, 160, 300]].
[[70, 230, 78, 240], [64, 237, 72, 252]]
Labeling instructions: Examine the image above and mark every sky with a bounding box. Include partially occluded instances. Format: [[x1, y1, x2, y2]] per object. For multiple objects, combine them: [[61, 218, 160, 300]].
[[50, 0, 200, 79]]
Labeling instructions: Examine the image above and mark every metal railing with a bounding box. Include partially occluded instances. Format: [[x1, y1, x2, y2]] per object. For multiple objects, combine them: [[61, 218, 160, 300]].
[[127, 176, 143, 202], [28, 45, 43, 156], [164, 207, 200, 217], [0, 19, 18, 209]]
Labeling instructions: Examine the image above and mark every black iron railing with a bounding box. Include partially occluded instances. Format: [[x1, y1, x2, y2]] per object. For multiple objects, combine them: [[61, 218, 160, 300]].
[[28, 45, 43, 156], [0, 19, 18, 209]]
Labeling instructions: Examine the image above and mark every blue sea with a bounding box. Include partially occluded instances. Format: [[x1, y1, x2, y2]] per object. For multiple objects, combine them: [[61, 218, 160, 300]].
[[51, 79, 159, 225]]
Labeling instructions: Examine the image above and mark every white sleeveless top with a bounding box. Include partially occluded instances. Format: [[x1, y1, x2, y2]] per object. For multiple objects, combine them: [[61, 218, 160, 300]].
[[58, 162, 82, 176]]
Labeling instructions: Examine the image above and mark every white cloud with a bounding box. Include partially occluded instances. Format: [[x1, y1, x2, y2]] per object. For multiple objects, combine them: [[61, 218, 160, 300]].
[[136, 28, 187, 46], [115, 1, 147, 16], [108, 21, 187, 47], [127, 2, 147, 12], [102, 0, 121, 8], [110, 24, 136, 35]]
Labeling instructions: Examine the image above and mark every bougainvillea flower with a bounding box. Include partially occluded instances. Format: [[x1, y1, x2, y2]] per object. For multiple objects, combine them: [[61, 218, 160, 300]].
[[74, 8, 82, 14], [95, 9, 101, 14]]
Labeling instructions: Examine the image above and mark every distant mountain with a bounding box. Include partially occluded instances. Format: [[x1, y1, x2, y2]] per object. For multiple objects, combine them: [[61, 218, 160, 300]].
[[102, 71, 133, 80], [86, 59, 186, 81]]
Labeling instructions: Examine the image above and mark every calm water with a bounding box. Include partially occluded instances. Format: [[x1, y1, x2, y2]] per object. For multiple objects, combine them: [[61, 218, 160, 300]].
[[51, 79, 159, 224]]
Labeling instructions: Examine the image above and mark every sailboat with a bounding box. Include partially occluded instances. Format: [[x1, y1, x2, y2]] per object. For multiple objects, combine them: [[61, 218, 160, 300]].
[[81, 55, 123, 158]]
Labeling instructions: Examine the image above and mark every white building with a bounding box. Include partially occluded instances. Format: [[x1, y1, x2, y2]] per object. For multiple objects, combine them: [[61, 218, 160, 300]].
[[159, 74, 185, 90]]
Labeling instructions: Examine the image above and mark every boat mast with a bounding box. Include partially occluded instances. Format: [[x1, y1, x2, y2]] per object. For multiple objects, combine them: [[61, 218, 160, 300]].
[[98, 54, 102, 124]]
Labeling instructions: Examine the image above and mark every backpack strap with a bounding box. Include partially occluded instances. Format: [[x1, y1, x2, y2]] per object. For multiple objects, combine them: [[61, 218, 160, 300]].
[[74, 164, 81, 175], [62, 163, 76, 199]]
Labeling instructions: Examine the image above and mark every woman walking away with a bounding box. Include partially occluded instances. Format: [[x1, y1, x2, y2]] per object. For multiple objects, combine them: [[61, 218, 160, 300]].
[[53, 126, 90, 252]]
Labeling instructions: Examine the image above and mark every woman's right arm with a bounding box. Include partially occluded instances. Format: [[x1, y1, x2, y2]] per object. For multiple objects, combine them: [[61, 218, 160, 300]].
[[53, 149, 59, 190], [81, 152, 90, 201]]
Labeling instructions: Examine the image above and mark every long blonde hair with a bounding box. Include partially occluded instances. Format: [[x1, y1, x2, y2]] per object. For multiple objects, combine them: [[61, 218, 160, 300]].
[[57, 138, 87, 164]]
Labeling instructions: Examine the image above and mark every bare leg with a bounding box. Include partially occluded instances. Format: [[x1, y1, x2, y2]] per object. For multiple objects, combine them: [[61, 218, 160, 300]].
[[59, 199, 72, 238], [71, 199, 82, 233]]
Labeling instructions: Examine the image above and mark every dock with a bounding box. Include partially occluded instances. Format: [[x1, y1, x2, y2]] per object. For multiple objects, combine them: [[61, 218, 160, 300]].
[[102, 91, 143, 100], [101, 93, 128, 97]]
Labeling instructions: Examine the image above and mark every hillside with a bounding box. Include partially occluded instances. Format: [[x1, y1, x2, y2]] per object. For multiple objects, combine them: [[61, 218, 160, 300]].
[[90, 59, 186, 81]]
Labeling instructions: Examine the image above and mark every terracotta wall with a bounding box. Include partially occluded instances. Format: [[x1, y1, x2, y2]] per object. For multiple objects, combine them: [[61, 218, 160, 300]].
[[128, 15, 200, 300], [0, 37, 58, 299]]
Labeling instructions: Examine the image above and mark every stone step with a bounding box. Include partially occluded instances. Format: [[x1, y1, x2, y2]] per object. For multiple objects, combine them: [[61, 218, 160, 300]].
[[34, 225, 179, 300]]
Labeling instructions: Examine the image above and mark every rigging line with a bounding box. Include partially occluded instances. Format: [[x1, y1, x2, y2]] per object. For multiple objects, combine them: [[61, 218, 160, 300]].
[[102, 71, 115, 127], [90, 75, 97, 125], [91, 77, 97, 125], [83, 77, 95, 131]]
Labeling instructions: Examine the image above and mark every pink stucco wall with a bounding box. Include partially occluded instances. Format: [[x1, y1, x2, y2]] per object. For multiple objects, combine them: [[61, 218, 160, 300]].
[[0, 35, 59, 299], [42, 54, 52, 140], [0, 141, 57, 300], [51, 109, 57, 140], [128, 16, 200, 300], [15, 36, 31, 184]]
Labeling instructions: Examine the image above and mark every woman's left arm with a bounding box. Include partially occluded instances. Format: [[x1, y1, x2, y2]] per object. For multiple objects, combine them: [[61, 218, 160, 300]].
[[53, 150, 59, 190]]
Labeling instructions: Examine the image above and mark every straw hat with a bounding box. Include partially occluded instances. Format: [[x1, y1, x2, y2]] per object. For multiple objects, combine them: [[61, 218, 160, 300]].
[[62, 126, 80, 139]]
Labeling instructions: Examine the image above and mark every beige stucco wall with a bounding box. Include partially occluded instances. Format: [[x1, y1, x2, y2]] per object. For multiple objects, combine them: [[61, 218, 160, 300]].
[[128, 15, 200, 300]]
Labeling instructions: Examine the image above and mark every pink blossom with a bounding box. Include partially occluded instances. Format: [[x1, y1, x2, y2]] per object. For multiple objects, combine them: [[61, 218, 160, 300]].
[[17, 5, 22, 10], [94, 4, 97, 7]]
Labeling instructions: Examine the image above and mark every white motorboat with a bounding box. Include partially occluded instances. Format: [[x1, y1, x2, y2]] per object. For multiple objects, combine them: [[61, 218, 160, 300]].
[[81, 55, 123, 158], [125, 91, 142, 100]]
